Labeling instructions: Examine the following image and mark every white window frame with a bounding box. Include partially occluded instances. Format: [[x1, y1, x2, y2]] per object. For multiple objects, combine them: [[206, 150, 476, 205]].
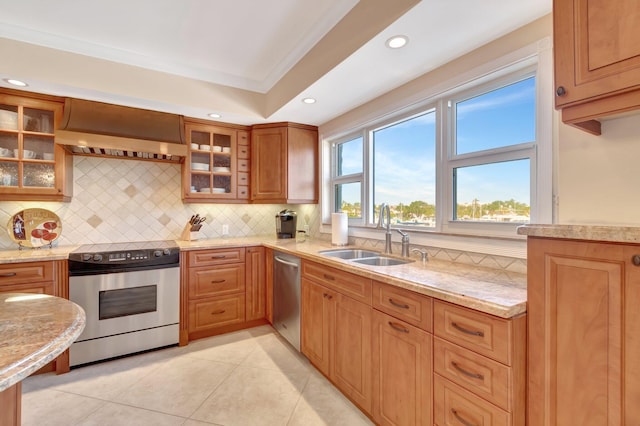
[[321, 38, 553, 258], [330, 133, 366, 225]]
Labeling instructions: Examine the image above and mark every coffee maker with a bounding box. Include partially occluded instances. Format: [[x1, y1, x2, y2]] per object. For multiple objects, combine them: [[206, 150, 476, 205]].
[[275, 209, 297, 239]]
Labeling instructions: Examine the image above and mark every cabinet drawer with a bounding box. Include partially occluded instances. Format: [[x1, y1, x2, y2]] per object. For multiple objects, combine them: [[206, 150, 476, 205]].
[[189, 264, 245, 298], [372, 280, 432, 332], [237, 186, 250, 199], [188, 294, 246, 331], [238, 172, 249, 186], [434, 375, 509, 426], [237, 145, 250, 159], [189, 248, 245, 267], [302, 260, 371, 304], [434, 337, 510, 411], [238, 159, 250, 172], [238, 131, 249, 146], [434, 301, 511, 365], [0, 261, 53, 285]]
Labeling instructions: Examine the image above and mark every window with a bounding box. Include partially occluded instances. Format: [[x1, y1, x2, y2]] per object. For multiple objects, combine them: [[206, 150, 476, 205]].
[[326, 53, 550, 242]]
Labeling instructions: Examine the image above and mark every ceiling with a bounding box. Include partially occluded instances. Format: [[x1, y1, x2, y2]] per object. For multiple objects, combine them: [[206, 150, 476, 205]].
[[0, 0, 551, 126]]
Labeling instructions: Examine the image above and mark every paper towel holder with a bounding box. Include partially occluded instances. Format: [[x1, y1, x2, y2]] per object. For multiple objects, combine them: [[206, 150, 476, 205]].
[[331, 212, 349, 246]]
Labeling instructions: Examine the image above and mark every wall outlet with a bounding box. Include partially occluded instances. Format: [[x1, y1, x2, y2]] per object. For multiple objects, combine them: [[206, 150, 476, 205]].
[[222, 224, 229, 235]]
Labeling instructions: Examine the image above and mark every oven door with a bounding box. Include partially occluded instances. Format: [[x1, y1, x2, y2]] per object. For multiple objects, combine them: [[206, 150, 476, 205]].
[[69, 267, 179, 342]]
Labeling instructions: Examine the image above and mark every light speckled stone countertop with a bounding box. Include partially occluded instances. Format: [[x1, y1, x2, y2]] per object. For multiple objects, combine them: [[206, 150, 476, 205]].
[[181, 236, 527, 318], [1, 236, 527, 319], [517, 224, 640, 244], [0, 246, 78, 264], [0, 293, 85, 392]]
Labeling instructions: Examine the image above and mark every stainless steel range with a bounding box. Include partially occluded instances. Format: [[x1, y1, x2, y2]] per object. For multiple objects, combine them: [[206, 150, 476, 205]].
[[68, 241, 180, 367]]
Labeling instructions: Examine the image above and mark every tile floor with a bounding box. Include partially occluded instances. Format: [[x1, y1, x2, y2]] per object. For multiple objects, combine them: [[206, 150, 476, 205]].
[[22, 325, 373, 426]]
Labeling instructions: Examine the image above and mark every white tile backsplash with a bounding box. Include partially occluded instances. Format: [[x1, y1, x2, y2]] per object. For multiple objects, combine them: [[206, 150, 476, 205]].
[[0, 156, 321, 249]]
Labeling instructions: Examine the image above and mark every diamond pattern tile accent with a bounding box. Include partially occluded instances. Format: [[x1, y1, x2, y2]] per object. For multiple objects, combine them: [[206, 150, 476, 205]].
[[87, 215, 103, 229]]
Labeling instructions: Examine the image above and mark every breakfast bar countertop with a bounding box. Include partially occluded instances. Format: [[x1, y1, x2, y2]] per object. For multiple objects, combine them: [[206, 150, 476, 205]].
[[0, 293, 85, 392]]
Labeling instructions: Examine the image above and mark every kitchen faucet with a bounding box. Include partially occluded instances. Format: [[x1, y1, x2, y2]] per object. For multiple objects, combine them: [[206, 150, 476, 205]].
[[377, 203, 393, 254]]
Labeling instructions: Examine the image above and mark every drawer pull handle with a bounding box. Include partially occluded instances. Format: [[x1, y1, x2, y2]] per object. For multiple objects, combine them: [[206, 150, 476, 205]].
[[388, 321, 409, 333], [323, 293, 333, 300], [451, 322, 484, 337], [0, 272, 17, 278], [211, 255, 226, 259], [451, 408, 477, 426], [322, 273, 335, 281], [388, 298, 410, 309], [211, 310, 226, 315], [210, 279, 226, 284], [451, 361, 484, 380]]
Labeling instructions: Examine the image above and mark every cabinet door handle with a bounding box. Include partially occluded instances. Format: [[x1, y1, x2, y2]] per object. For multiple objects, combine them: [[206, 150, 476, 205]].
[[451, 322, 484, 337], [322, 273, 335, 281], [451, 361, 484, 380], [388, 298, 410, 309], [451, 408, 477, 426], [388, 321, 409, 333], [632, 254, 640, 266], [211, 310, 226, 315], [210, 279, 226, 284], [211, 255, 226, 259], [556, 86, 566, 97], [0, 272, 17, 278]]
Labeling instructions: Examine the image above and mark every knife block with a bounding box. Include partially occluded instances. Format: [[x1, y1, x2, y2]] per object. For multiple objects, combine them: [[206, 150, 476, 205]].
[[180, 222, 200, 241]]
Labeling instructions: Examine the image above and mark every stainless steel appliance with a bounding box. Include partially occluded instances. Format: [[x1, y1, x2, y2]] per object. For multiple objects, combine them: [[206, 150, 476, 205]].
[[272, 251, 301, 350], [68, 241, 180, 367], [275, 209, 297, 239]]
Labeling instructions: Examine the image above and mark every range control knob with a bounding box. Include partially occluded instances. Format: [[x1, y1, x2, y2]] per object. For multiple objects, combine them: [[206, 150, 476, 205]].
[[163, 248, 171, 255], [154, 250, 163, 257], [93, 254, 103, 262], [82, 254, 92, 261]]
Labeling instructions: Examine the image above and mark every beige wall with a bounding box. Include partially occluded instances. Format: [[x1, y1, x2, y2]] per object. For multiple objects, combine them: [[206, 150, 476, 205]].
[[557, 115, 640, 225]]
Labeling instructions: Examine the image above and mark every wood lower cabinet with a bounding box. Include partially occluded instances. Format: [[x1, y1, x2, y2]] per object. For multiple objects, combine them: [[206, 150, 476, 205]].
[[184, 247, 268, 342], [250, 122, 318, 204], [527, 237, 640, 425], [554, 0, 640, 134], [433, 301, 526, 426], [301, 261, 373, 414], [372, 310, 432, 426], [245, 246, 266, 321], [0, 259, 69, 374]]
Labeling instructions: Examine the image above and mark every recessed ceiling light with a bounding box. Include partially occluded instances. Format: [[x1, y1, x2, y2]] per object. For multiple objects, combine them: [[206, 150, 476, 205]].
[[208, 113, 221, 119], [385, 35, 408, 49], [3, 78, 28, 87], [302, 98, 316, 104]]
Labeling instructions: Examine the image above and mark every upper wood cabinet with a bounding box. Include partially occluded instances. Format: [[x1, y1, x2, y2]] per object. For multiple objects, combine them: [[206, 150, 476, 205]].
[[0, 90, 72, 201], [527, 237, 640, 425], [250, 122, 318, 204], [554, 0, 640, 135], [182, 119, 250, 203]]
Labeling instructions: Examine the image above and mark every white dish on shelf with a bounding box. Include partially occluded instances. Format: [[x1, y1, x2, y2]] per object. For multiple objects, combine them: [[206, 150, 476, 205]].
[[190, 143, 199, 150], [0, 110, 18, 130], [199, 188, 212, 193], [222, 147, 231, 153], [42, 153, 55, 161], [212, 188, 226, 193], [0, 147, 11, 158], [199, 144, 211, 151], [212, 146, 222, 152], [212, 166, 230, 172], [191, 162, 210, 171]]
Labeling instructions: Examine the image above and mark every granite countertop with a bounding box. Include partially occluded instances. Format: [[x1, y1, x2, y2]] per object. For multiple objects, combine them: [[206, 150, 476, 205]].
[[517, 224, 640, 243], [0, 246, 78, 264], [0, 293, 85, 392], [1, 235, 527, 319]]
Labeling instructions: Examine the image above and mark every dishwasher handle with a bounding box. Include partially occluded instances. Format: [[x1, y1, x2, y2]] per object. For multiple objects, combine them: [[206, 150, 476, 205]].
[[274, 256, 300, 269]]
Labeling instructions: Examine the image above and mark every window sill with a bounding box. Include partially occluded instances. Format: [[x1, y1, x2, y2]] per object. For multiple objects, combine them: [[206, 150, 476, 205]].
[[319, 224, 527, 259]]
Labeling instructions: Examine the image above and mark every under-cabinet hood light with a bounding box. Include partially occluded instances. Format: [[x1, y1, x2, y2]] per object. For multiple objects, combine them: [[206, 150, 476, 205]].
[[3, 78, 28, 87]]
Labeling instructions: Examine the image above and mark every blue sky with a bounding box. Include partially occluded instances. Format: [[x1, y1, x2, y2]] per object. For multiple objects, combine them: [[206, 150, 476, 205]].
[[339, 76, 535, 207]]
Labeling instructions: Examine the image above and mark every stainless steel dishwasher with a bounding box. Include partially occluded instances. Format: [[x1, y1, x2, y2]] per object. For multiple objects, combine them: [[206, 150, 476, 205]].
[[272, 251, 301, 351]]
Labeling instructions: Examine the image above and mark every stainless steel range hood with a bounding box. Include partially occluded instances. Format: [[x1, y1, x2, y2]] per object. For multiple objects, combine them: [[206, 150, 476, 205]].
[[55, 98, 187, 163]]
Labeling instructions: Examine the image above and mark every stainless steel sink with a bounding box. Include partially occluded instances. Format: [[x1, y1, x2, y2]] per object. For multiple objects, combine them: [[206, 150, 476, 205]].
[[318, 249, 380, 259], [352, 256, 413, 266]]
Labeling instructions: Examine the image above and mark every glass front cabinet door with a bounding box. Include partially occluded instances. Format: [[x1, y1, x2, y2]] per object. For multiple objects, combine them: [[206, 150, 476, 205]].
[[0, 91, 72, 201], [182, 122, 241, 202]]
